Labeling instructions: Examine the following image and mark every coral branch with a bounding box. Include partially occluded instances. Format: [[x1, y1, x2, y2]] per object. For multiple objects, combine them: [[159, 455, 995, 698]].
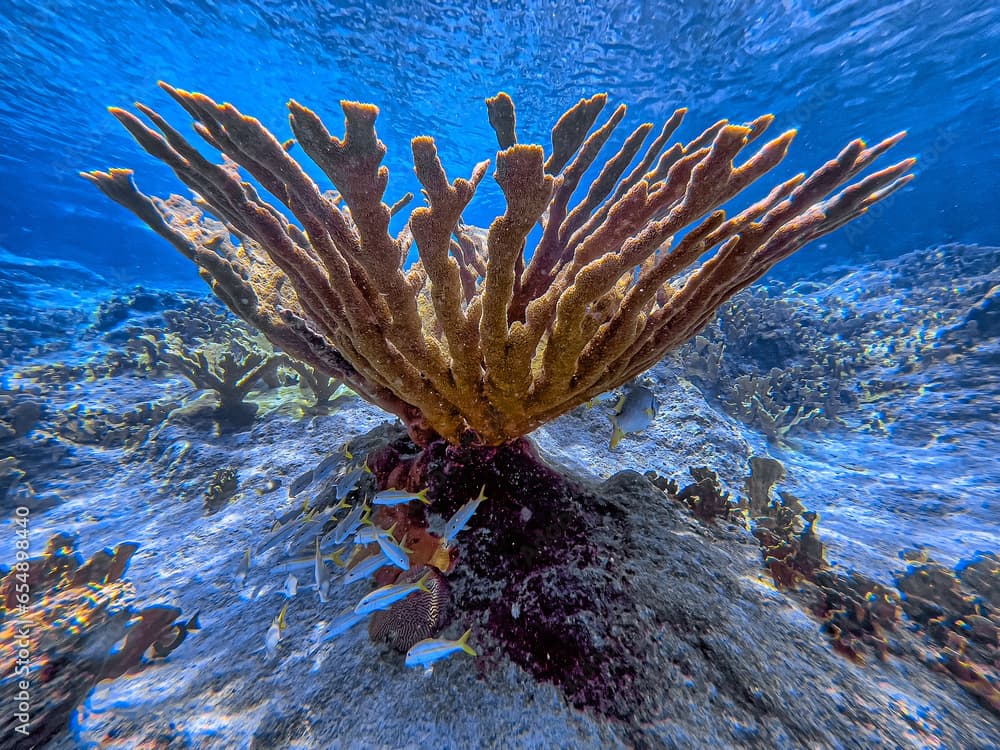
[[88, 86, 913, 445]]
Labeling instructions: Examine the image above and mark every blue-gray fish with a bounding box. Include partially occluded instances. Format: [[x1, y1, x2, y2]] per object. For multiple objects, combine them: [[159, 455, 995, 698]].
[[282, 511, 334, 555], [318, 606, 369, 643], [330, 503, 367, 544], [313, 453, 341, 484], [443, 486, 486, 544], [288, 469, 314, 497], [342, 551, 390, 585], [274, 497, 309, 525], [353, 571, 431, 615], [404, 628, 476, 668], [375, 532, 411, 571], [372, 488, 430, 506], [282, 573, 298, 598], [609, 384, 659, 449], [256, 513, 311, 554], [335, 465, 368, 501]]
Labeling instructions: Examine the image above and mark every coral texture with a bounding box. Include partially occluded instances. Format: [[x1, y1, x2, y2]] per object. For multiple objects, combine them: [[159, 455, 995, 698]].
[[0, 535, 189, 747], [85, 84, 913, 445]]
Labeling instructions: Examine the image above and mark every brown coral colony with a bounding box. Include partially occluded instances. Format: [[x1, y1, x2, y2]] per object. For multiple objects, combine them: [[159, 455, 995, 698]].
[[83, 83, 914, 446]]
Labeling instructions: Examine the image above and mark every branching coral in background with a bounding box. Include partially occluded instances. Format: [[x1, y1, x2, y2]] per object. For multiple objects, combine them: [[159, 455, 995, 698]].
[[680, 244, 1000, 441], [0, 387, 67, 512], [84, 83, 914, 446], [158, 333, 284, 427], [0, 388, 42, 442], [681, 290, 859, 442], [51, 398, 178, 452], [726, 371, 824, 443], [284, 358, 346, 410]]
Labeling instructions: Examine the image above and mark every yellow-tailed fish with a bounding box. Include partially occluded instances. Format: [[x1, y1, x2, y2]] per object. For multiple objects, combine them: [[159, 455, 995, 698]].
[[256, 516, 305, 553], [404, 628, 477, 668], [443, 486, 486, 544], [354, 521, 395, 546], [270, 550, 341, 576], [318, 606, 368, 642], [331, 503, 367, 544], [335, 466, 367, 501], [264, 602, 288, 656], [342, 551, 390, 585], [375, 531, 412, 571], [372, 488, 430, 506], [585, 390, 618, 409], [313, 452, 341, 483], [288, 469, 314, 497], [609, 383, 659, 450], [353, 571, 431, 614]]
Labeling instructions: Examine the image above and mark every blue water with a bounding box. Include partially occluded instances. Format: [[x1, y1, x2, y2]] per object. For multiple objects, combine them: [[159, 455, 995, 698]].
[[2, 0, 997, 286], [2, 2, 1000, 748]]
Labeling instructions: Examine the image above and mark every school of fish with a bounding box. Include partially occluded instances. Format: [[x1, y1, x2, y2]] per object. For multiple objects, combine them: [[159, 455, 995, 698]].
[[235, 447, 485, 669]]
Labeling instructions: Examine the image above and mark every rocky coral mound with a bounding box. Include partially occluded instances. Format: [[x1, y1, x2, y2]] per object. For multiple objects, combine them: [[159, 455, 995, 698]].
[[366, 427, 998, 748]]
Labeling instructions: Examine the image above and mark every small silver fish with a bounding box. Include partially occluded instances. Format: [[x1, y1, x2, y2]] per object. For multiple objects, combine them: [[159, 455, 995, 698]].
[[315, 539, 332, 603], [234, 548, 251, 590], [282, 573, 298, 598], [372, 488, 430, 506], [353, 571, 431, 615], [375, 531, 411, 571], [443, 486, 486, 544], [270, 549, 344, 576], [342, 551, 390, 585], [404, 628, 477, 668], [318, 606, 368, 642], [609, 384, 659, 449], [264, 602, 289, 657]]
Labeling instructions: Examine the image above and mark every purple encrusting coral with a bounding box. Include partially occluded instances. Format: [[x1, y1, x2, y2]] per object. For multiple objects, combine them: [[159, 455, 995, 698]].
[[370, 431, 636, 712]]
